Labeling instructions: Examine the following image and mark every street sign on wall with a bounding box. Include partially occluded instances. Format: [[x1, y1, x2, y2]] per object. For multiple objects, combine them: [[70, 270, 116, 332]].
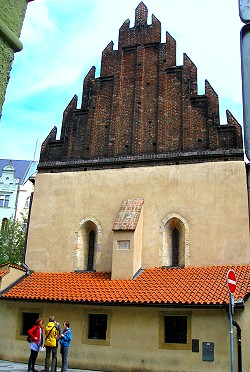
[[227, 270, 237, 294]]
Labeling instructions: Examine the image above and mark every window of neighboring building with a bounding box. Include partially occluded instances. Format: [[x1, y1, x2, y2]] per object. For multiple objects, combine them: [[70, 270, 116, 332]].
[[0, 194, 10, 208], [159, 313, 191, 350], [24, 196, 30, 209], [88, 314, 107, 340], [22, 219, 28, 232], [1, 218, 8, 230]]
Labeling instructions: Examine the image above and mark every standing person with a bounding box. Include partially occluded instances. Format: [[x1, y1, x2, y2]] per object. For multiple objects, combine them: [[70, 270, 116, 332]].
[[54, 317, 62, 371], [42, 316, 59, 372], [27, 318, 44, 372], [60, 321, 72, 372]]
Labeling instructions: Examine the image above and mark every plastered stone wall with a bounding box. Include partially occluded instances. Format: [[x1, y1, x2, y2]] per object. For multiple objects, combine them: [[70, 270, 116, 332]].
[[0, 0, 30, 115], [0, 299, 248, 371], [26, 161, 250, 273]]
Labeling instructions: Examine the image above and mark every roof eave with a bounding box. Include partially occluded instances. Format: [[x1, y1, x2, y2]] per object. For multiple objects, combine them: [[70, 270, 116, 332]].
[[0, 297, 245, 310]]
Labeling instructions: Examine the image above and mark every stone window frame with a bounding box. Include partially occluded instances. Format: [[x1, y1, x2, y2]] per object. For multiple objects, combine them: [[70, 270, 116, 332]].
[[16, 307, 43, 341], [74, 217, 102, 272], [160, 213, 190, 267], [82, 308, 112, 346], [158, 311, 192, 350]]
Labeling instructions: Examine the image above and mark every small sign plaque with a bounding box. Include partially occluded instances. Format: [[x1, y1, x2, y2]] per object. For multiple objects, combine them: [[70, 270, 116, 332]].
[[117, 240, 130, 250]]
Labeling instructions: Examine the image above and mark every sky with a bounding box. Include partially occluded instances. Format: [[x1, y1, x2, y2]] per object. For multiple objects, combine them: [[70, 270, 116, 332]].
[[0, 0, 245, 161]]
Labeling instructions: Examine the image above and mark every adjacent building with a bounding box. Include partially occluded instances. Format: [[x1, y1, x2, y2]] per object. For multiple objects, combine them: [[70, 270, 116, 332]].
[[0, 159, 37, 226], [0, 0, 34, 116], [1, 3, 250, 372]]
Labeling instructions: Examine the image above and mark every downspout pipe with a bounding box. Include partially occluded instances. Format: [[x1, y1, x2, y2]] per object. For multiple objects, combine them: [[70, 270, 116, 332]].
[[246, 164, 250, 221], [240, 24, 250, 223], [22, 191, 34, 275], [241, 24, 250, 163], [233, 320, 242, 372]]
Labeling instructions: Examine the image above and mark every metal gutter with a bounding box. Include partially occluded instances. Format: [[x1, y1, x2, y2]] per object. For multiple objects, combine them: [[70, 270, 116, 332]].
[[0, 296, 245, 310]]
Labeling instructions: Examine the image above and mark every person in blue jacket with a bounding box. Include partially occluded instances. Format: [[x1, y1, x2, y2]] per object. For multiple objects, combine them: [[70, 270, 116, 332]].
[[59, 321, 72, 372]]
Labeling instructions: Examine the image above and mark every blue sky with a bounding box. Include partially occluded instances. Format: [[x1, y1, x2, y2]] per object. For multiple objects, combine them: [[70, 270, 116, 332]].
[[0, 0, 244, 161]]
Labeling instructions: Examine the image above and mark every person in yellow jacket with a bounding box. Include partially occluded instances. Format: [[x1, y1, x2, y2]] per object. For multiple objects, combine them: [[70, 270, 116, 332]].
[[42, 316, 59, 372]]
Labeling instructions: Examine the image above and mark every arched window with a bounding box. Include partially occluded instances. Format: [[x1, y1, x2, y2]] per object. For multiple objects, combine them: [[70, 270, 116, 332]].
[[74, 217, 102, 272], [172, 228, 179, 266], [87, 230, 96, 271], [160, 213, 190, 267]]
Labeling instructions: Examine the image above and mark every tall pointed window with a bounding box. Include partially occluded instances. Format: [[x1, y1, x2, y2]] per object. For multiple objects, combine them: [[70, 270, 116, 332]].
[[172, 228, 179, 266], [87, 230, 95, 271], [160, 214, 190, 268], [75, 217, 102, 272]]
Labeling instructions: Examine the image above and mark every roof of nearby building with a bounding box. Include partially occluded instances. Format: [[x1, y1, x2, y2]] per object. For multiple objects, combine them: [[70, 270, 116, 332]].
[[0, 270, 8, 279], [0, 263, 26, 271], [2, 265, 250, 306], [0, 160, 38, 185]]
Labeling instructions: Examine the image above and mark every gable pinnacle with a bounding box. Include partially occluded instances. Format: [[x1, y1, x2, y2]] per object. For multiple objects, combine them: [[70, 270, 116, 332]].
[[135, 2, 148, 27]]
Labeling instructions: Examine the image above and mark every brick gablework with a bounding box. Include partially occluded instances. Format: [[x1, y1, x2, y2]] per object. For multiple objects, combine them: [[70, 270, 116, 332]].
[[39, 2, 243, 171], [113, 198, 144, 231]]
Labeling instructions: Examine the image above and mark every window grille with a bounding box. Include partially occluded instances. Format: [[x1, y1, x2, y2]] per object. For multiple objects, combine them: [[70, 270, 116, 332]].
[[164, 316, 187, 344], [88, 314, 107, 340]]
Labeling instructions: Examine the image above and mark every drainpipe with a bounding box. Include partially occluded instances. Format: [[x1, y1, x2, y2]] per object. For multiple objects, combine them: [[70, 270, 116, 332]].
[[22, 191, 34, 275], [247, 164, 250, 223], [233, 320, 242, 372]]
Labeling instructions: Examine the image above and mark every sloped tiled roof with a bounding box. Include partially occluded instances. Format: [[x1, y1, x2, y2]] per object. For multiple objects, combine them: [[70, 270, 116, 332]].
[[0, 263, 26, 271], [0, 270, 8, 279], [2, 265, 250, 306], [113, 198, 144, 231], [0, 160, 38, 185]]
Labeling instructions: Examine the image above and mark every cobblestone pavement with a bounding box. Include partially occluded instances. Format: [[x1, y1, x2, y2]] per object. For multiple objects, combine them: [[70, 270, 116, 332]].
[[0, 360, 102, 372]]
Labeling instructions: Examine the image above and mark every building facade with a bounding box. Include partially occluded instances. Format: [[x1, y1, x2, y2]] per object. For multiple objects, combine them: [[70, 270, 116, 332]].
[[0, 159, 37, 225], [0, 0, 33, 116], [0, 3, 250, 372]]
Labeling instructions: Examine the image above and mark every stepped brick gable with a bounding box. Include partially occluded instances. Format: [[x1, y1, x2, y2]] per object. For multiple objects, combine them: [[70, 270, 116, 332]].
[[40, 1, 243, 171]]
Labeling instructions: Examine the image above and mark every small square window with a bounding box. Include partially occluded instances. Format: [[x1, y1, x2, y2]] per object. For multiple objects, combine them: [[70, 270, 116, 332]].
[[82, 311, 111, 346], [88, 314, 107, 340], [21, 312, 40, 336], [159, 313, 191, 350]]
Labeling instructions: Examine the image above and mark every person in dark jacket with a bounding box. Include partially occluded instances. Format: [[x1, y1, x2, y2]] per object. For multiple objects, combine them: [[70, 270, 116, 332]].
[[27, 318, 44, 372], [59, 321, 72, 372]]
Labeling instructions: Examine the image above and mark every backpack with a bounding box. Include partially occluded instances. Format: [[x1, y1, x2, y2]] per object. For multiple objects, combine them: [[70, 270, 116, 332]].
[[27, 335, 31, 343]]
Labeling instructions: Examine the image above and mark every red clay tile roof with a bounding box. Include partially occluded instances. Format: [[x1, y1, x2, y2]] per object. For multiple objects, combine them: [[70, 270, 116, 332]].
[[2, 265, 250, 306], [0, 263, 26, 271], [0, 270, 8, 279], [113, 198, 144, 231]]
